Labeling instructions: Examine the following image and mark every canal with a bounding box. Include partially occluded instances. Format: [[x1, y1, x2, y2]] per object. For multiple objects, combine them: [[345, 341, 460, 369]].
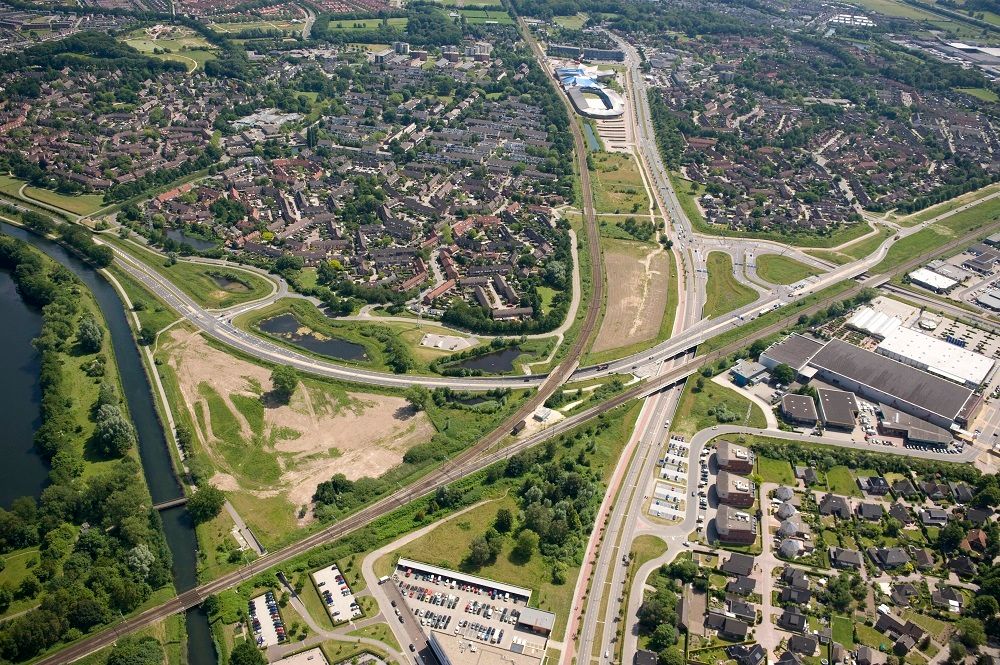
[[0, 223, 216, 665]]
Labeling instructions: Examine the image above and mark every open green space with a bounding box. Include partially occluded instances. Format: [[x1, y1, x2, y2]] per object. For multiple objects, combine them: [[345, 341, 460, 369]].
[[704, 251, 759, 319], [553, 12, 588, 28], [21, 184, 105, 217], [671, 375, 767, 437], [591, 152, 651, 215], [106, 236, 274, 308], [348, 623, 402, 653], [756, 254, 820, 285], [210, 19, 302, 34], [825, 465, 862, 496], [106, 264, 180, 332], [324, 17, 408, 30], [123, 28, 217, 72], [756, 456, 795, 485], [871, 195, 1000, 273], [956, 86, 1000, 102], [671, 173, 873, 248], [0, 548, 43, 619], [459, 9, 514, 23], [807, 226, 893, 264], [894, 183, 1000, 226]]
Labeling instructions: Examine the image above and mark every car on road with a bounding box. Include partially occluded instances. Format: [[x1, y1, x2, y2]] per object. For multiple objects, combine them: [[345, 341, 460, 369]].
[[410, 644, 416, 652]]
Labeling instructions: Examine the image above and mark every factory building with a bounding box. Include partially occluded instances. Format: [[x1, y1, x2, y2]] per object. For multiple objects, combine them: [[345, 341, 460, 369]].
[[875, 326, 995, 389], [907, 268, 958, 294], [759, 333, 825, 375]]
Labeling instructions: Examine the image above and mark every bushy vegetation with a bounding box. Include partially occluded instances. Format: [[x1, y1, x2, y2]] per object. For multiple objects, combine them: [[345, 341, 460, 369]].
[[0, 236, 170, 662]]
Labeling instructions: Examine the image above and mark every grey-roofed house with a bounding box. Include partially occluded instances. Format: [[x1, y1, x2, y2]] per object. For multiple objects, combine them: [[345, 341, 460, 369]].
[[788, 635, 817, 656], [829, 546, 863, 569], [722, 553, 755, 577], [795, 466, 819, 486], [781, 566, 809, 589], [781, 586, 812, 604], [858, 503, 884, 521], [727, 575, 755, 596], [782, 394, 819, 426], [891, 583, 919, 607], [857, 646, 887, 665], [892, 478, 918, 497], [776, 652, 803, 665], [967, 507, 993, 525], [807, 339, 982, 428], [857, 476, 891, 495], [920, 508, 949, 526], [705, 612, 749, 641], [950, 482, 974, 504], [727, 644, 766, 665], [516, 607, 555, 636], [949, 555, 978, 577], [731, 359, 768, 387], [779, 607, 807, 632], [931, 585, 963, 611], [817, 388, 859, 430], [869, 547, 911, 569], [888, 502, 913, 524], [820, 493, 851, 518], [727, 598, 756, 623], [635, 651, 658, 665], [913, 548, 935, 570]]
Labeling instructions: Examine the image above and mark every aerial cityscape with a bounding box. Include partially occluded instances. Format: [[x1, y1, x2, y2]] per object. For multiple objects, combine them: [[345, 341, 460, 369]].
[[3, 0, 1000, 664]]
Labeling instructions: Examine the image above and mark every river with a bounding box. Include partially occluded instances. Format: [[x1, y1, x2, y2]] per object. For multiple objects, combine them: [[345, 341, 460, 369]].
[[0, 223, 215, 665]]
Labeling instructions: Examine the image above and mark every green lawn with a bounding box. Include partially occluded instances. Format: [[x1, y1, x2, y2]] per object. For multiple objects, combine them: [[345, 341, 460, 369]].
[[630, 535, 666, 568], [756, 254, 820, 285], [856, 622, 892, 650], [672, 375, 768, 437], [22, 185, 105, 216], [808, 227, 894, 264], [832, 615, 855, 648], [955, 87, 999, 102], [459, 9, 514, 23], [825, 466, 862, 496], [704, 251, 759, 319], [872, 196, 1000, 273], [756, 456, 795, 485], [324, 17, 408, 30], [553, 12, 588, 28], [348, 623, 402, 652], [894, 183, 1000, 226]]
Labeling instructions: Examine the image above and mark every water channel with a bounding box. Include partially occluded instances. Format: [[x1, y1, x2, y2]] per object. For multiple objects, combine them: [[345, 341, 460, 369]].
[[0, 223, 215, 665]]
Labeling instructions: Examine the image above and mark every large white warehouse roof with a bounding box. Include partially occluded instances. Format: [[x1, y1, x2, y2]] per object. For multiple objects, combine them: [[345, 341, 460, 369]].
[[876, 326, 995, 387]]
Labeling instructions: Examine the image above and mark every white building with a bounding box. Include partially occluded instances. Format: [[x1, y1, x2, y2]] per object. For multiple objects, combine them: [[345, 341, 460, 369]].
[[876, 325, 995, 388], [908, 267, 958, 294]]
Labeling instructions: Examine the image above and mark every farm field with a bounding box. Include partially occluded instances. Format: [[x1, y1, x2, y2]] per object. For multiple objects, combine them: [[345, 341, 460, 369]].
[[324, 17, 408, 30], [591, 152, 651, 215], [591, 238, 671, 354], [756, 254, 820, 285], [704, 251, 758, 319]]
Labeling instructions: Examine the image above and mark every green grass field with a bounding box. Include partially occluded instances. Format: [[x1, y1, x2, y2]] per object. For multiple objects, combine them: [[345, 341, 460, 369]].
[[21, 185, 105, 216], [807, 227, 893, 264], [871, 196, 1000, 273], [756, 456, 795, 484], [324, 17, 408, 30], [893, 183, 1000, 226], [704, 251, 759, 319], [591, 153, 650, 215], [955, 87, 1000, 102], [672, 375, 767, 437], [459, 9, 514, 23], [825, 465, 862, 496], [553, 12, 588, 28], [123, 30, 217, 72], [210, 19, 302, 34], [756, 254, 820, 285]]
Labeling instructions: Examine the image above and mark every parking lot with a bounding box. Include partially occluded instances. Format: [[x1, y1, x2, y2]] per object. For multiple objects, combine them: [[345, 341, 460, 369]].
[[391, 558, 550, 656], [249, 592, 285, 647], [312, 564, 361, 625], [649, 435, 690, 521]]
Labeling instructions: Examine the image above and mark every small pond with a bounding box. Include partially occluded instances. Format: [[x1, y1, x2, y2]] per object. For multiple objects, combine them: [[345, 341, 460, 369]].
[[166, 228, 218, 252], [454, 346, 522, 373], [210, 274, 250, 292], [258, 313, 367, 361]]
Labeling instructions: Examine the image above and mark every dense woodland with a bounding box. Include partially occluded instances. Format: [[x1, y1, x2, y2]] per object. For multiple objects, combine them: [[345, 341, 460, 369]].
[[0, 236, 170, 663]]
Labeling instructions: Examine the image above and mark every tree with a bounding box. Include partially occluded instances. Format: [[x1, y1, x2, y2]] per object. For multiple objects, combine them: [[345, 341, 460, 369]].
[[939, 523, 967, 553], [664, 558, 698, 583], [494, 508, 513, 533], [659, 646, 685, 665], [106, 635, 164, 665], [187, 485, 226, 524], [512, 529, 539, 563], [202, 594, 221, 616], [271, 365, 298, 403], [230, 640, 267, 665], [957, 617, 987, 648], [77, 312, 104, 353], [404, 385, 431, 412], [94, 404, 136, 456], [949, 641, 967, 663], [969, 595, 999, 619], [772, 363, 796, 385]]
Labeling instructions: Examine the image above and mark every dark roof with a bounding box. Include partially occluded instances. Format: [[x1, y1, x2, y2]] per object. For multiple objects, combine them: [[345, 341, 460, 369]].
[[728, 644, 766, 665], [870, 547, 911, 568], [776, 652, 803, 665], [879, 404, 953, 445], [781, 566, 809, 589], [727, 575, 756, 596], [949, 555, 978, 576], [727, 599, 756, 621], [635, 651, 658, 665], [781, 586, 812, 604], [950, 482, 974, 503], [892, 479, 918, 496], [779, 607, 807, 632], [858, 503, 885, 520], [722, 553, 755, 577], [967, 507, 993, 525], [829, 546, 863, 568], [820, 493, 851, 517], [796, 466, 819, 485], [914, 548, 935, 568], [782, 394, 818, 421], [809, 339, 977, 424], [888, 502, 913, 523], [788, 634, 818, 655], [761, 333, 826, 369], [817, 388, 858, 427]]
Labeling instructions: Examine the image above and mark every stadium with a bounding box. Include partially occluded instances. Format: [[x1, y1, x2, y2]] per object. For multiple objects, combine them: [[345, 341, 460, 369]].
[[554, 65, 625, 118]]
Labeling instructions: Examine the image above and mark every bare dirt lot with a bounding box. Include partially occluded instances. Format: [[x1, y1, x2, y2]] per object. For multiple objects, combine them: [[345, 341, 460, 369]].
[[591, 239, 670, 353], [162, 329, 435, 511]]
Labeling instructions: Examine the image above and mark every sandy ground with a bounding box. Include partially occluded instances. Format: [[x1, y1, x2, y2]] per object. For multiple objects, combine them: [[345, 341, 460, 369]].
[[163, 329, 435, 510], [591, 240, 670, 353]]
